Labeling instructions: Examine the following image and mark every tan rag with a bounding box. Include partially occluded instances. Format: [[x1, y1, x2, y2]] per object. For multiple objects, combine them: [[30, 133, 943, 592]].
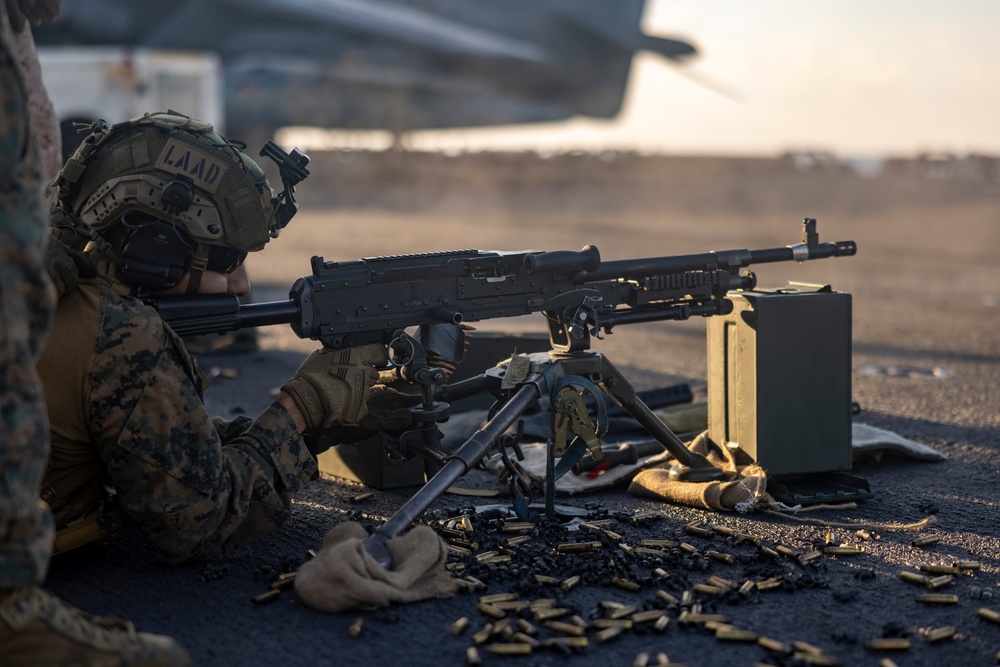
[[629, 431, 781, 513], [294, 522, 459, 613]]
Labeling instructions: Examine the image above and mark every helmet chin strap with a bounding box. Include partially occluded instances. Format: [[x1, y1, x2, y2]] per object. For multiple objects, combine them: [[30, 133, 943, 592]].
[[185, 245, 211, 294]]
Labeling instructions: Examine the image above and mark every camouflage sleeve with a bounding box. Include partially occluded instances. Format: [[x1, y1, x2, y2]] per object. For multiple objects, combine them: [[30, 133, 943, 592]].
[[88, 291, 318, 563]]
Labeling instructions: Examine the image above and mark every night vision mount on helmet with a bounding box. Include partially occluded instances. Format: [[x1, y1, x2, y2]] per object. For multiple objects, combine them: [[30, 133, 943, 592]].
[[53, 110, 310, 292]]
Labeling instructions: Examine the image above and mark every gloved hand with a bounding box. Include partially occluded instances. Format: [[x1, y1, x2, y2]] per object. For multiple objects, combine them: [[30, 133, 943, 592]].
[[280, 344, 388, 431], [5, 0, 61, 32], [44, 237, 97, 298], [310, 386, 421, 451]]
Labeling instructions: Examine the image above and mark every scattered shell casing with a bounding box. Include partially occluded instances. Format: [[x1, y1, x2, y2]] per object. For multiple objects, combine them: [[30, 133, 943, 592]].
[[462, 576, 486, 591], [348, 617, 364, 638], [976, 607, 1000, 625], [707, 575, 736, 590], [480, 592, 516, 604], [478, 554, 511, 565], [516, 618, 537, 635], [512, 632, 540, 648], [450, 539, 479, 551], [492, 600, 529, 612], [560, 575, 581, 591], [505, 535, 530, 546], [471, 624, 493, 645], [878, 660, 899, 667], [652, 567, 670, 579], [714, 525, 736, 537], [545, 621, 585, 636], [655, 590, 679, 605], [899, 571, 930, 585], [501, 522, 534, 533], [707, 550, 736, 565], [865, 638, 910, 651], [791, 641, 825, 655], [544, 636, 588, 649], [799, 549, 824, 564], [618, 543, 635, 555], [593, 618, 633, 630], [954, 560, 980, 571], [477, 602, 507, 619], [251, 589, 281, 605], [684, 525, 715, 539], [632, 651, 650, 667], [595, 626, 624, 642], [612, 577, 641, 592], [717, 628, 758, 642], [760, 546, 780, 559], [439, 527, 465, 539], [916, 593, 959, 605], [603, 530, 624, 542], [533, 574, 562, 585], [680, 590, 694, 606], [655, 653, 670, 666], [776, 545, 799, 558], [465, 647, 481, 666], [756, 578, 783, 591], [685, 612, 729, 624], [449, 617, 469, 635], [653, 615, 670, 632], [738, 580, 756, 595], [483, 643, 532, 655], [637, 546, 667, 557], [628, 511, 659, 523], [920, 564, 959, 575], [607, 604, 638, 620], [632, 609, 667, 623], [926, 575, 955, 590], [556, 541, 600, 554], [448, 545, 473, 558], [911, 534, 941, 548], [693, 583, 724, 596], [305, 549, 317, 560], [922, 626, 956, 643], [569, 615, 589, 628], [349, 491, 372, 503], [529, 598, 556, 610], [532, 607, 569, 621], [271, 573, 297, 591], [757, 636, 792, 653], [679, 542, 699, 555], [791, 652, 841, 666]]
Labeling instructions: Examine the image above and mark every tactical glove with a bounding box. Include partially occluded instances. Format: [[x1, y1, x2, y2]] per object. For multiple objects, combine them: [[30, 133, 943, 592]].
[[44, 238, 97, 298], [281, 344, 388, 431], [5, 0, 61, 32], [310, 386, 421, 450]]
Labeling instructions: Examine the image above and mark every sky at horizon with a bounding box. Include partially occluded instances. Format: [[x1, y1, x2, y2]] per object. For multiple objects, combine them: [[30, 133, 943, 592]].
[[285, 0, 1000, 157]]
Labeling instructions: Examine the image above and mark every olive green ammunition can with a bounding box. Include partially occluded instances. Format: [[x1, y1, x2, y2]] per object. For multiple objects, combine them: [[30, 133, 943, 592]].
[[707, 285, 853, 477]]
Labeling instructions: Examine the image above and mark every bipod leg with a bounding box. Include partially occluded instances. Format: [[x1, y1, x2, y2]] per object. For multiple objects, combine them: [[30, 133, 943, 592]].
[[363, 378, 544, 567], [598, 355, 725, 482]]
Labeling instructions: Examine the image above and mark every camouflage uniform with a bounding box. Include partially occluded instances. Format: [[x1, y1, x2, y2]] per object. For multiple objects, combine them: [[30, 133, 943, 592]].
[[37, 273, 319, 563], [0, 5, 56, 590]]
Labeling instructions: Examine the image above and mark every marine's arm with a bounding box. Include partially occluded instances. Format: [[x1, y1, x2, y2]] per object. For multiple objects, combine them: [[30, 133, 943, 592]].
[[88, 296, 318, 563]]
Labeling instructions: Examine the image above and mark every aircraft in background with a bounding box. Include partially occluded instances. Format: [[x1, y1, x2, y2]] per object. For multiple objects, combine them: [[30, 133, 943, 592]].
[[33, 0, 698, 148]]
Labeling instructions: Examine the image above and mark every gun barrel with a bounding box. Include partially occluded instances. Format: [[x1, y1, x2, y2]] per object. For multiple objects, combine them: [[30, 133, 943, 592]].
[[153, 296, 299, 338]]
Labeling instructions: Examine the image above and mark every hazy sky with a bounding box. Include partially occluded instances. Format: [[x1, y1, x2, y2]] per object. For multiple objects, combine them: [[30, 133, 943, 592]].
[[383, 0, 1000, 156]]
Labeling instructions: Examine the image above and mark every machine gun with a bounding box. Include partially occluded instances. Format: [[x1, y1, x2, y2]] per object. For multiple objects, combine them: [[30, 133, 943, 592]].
[[150, 218, 856, 566]]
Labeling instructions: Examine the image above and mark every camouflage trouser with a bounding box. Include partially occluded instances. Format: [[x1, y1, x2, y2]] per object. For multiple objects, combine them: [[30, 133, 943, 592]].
[[0, 18, 56, 590]]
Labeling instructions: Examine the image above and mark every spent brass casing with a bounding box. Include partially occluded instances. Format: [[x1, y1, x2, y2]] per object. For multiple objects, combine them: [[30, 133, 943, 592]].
[[632, 609, 667, 623], [532, 607, 569, 621], [916, 593, 959, 605], [612, 577, 641, 592], [799, 549, 824, 564], [560, 575, 581, 591], [479, 592, 517, 604], [478, 555, 511, 565], [305, 548, 317, 560], [899, 571, 930, 585], [865, 638, 910, 650], [922, 626, 956, 643], [632, 651, 650, 667], [655, 589, 679, 605], [544, 636, 589, 649], [977, 607, 1000, 625], [759, 546, 780, 559], [251, 589, 281, 605], [492, 600, 529, 612], [652, 568, 670, 579], [717, 628, 759, 642], [545, 621, 585, 636], [756, 578, 783, 591], [685, 613, 729, 624], [447, 545, 473, 557], [450, 539, 479, 551], [556, 541, 600, 554], [642, 539, 680, 548], [449, 617, 469, 635], [462, 576, 486, 591], [607, 604, 638, 620], [693, 583, 724, 596], [654, 615, 670, 632], [878, 659, 899, 667], [595, 626, 624, 642], [483, 643, 532, 655], [738, 580, 756, 595], [926, 575, 955, 590], [505, 535, 530, 546], [569, 615, 589, 628], [348, 617, 363, 638], [791, 641, 825, 655], [532, 574, 562, 585], [920, 564, 959, 575], [684, 525, 715, 539], [791, 652, 841, 666], [955, 560, 981, 570], [707, 550, 736, 565], [707, 575, 736, 590], [512, 632, 540, 648], [471, 624, 493, 645], [477, 602, 506, 619], [349, 491, 372, 503], [516, 618, 537, 635], [911, 534, 941, 548], [603, 530, 624, 542], [501, 522, 534, 533], [776, 545, 799, 558], [593, 618, 633, 630], [679, 542, 699, 555], [757, 636, 792, 654], [465, 646, 481, 666]]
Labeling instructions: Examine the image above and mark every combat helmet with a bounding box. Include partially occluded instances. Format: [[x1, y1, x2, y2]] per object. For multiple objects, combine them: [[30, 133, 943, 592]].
[[53, 111, 291, 292]]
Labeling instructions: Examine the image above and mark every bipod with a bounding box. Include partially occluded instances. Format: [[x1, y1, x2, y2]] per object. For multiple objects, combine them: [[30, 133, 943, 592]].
[[362, 349, 725, 567]]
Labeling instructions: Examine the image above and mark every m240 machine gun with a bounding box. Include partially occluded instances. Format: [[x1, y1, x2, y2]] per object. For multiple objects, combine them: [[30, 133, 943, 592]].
[[150, 218, 856, 565]]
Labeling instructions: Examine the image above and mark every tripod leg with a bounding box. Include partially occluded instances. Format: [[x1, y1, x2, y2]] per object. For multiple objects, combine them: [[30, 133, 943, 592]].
[[598, 355, 725, 482], [363, 379, 544, 567]]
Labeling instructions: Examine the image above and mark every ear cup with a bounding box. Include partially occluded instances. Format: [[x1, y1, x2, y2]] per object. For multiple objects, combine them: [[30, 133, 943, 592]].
[[120, 220, 195, 291]]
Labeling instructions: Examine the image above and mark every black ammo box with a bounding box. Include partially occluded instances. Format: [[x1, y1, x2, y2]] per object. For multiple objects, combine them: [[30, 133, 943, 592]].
[[706, 285, 853, 477]]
